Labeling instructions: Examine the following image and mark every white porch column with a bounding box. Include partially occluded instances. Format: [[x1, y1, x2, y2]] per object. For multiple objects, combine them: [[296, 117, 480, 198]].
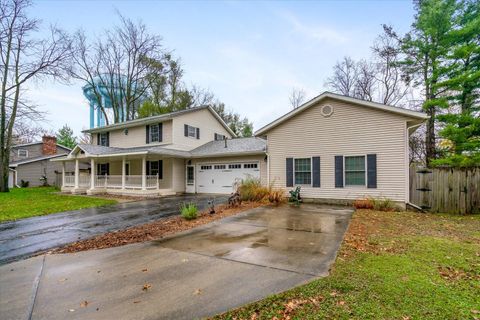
[[74, 159, 79, 189], [61, 161, 65, 187], [142, 155, 147, 190], [122, 157, 126, 190], [90, 158, 95, 190]]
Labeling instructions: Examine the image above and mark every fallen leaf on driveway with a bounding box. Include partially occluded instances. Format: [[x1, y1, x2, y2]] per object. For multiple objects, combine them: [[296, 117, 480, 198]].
[[142, 268, 148, 272], [68, 309, 75, 312], [80, 301, 88, 307], [194, 288, 202, 295], [133, 301, 141, 304], [182, 258, 189, 262], [58, 278, 68, 282], [142, 284, 152, 291]]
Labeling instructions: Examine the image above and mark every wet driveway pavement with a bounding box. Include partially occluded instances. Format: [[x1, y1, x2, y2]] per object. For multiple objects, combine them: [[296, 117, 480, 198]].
[[0, 204, 353, 320], [0, 194, 228, 265]]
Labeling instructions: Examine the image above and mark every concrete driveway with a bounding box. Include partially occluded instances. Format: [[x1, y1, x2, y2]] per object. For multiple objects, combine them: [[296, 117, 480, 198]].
[[0, 204, 353, 320], [0, 194, 228, 265]]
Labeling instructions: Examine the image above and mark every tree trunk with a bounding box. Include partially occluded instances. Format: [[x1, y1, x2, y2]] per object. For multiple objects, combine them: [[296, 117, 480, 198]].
[[425, 106, 436, 166]]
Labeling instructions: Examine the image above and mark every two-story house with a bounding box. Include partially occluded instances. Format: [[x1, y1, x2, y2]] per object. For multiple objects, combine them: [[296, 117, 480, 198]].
[[53, 106, 267, 196], [9, 136, 72, 187], [55, 92, 428, 208]]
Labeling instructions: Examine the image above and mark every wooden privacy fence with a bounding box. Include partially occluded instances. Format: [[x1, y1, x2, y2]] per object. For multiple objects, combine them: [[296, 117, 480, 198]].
[[410, 165, 480, 214]]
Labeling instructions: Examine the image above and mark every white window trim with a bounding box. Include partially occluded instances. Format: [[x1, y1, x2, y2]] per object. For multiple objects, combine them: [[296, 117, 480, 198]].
[[150, 124, 161, 142], [17, 149, 28, 158], [343, 154, 367, 188], [187, 125, 197, 138], [293, 157, 313, 186], [99, 133, 108, 146]]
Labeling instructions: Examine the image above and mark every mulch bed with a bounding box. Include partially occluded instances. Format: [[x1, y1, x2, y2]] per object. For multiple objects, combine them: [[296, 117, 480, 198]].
[[52, 201, 264, 254]]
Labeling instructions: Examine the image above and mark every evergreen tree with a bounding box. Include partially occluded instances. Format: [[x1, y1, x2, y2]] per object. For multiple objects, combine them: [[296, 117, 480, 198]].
[[56, 125, 77, 149]]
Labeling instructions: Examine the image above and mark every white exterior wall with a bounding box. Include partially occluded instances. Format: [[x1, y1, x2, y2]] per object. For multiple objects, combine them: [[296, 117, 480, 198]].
[[265, 98, 410, 203], [172, 109, 232, 150]]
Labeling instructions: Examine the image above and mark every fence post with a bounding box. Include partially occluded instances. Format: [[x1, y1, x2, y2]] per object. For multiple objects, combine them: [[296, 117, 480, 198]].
[[156, 174, 159, 189]]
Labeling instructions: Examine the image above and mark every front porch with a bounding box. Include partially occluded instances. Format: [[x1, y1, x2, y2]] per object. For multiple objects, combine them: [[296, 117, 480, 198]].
[[58, 154, 182, 197]]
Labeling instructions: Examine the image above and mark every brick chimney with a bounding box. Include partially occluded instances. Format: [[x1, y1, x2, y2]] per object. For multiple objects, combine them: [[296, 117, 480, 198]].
[[42, 135, 57, 155]]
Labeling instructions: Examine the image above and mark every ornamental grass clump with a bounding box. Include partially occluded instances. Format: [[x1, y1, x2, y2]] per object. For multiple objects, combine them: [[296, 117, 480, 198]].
[[238, 177, 269, 202], [180, 202, 198, 220]]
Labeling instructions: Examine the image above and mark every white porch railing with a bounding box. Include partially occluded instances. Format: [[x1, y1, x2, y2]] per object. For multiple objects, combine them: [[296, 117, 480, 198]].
[[93, 175, 159, 189], [63, 175, 89, 187], [64, 175, 75, 187]]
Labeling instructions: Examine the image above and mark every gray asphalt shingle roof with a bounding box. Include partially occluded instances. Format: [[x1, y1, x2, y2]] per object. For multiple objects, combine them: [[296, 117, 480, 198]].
[[190, 137, 266, 157], [74, 137, 266, 158]]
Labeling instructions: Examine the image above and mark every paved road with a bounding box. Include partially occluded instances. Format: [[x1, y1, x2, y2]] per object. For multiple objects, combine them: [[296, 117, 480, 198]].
[[0, 204, 353, 320], [0, 194, 228, 265]]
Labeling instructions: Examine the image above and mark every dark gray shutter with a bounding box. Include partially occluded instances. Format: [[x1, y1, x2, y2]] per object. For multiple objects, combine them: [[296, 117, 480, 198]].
[[367, 154, 377, 188], [312, 157, 321, 187], [196, 127, 200, 139], [158, 123, 163, 142], [106, 132, 110, 147], [286, 158, 293, 187], [214, 133, 218, 141], [106, 163, 110, 175], [96, 163, 100, 174], [97, 133, 100, 145], [184, 124, 188, 137], [146, 125, 150, 144], [158, 160, 163, 179], [146, 161, 150, 175], [335, 156, 344, 188]]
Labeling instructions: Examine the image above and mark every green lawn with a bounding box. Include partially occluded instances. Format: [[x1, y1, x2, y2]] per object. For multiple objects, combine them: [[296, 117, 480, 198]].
[[214, 210, 480, 320], [0, 187, 117, 222]]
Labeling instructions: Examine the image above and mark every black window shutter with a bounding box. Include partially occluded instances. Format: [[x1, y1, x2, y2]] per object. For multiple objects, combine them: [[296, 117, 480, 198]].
[[367, 154, 377, 188], [146, 125, 150, 144], [97, 133, 100, 145], [184, 124, 188, 137], [286, 158, 293, 187], [214, 133, 218, 141], [106, 163, 110, 175], [146, 161, 150, 175], [196, 127, 200, 139], [106, 132, 110, 147], [312, 157, 321, 187], [158, 160, 163, 179], [335, 156, 344, 188], [97, 163, 100, 175], [158, 123, 163, 142]]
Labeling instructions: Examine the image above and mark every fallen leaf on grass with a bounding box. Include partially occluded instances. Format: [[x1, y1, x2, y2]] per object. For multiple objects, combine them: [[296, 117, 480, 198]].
[[329, 291, 338, 297], [142, 283, 152, 291], [337, 300, 346, 306]]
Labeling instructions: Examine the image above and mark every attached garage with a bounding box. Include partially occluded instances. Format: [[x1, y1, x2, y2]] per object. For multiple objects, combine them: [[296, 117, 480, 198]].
[[196, 161, 260, 194]]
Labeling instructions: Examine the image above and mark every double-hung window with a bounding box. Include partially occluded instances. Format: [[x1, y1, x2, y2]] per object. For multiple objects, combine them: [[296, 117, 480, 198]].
[[99, 133, 109, 146], [188, 125, 197, 138], [150, 124, 160, 142], [149, 161, 159, 176], [294, 158, 311, 185], [214, 133, 225, 141], [344, 156, 366, 186]]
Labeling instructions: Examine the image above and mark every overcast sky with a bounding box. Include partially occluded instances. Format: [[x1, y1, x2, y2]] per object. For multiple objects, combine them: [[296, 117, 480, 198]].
[[27, 0, 414, 136]]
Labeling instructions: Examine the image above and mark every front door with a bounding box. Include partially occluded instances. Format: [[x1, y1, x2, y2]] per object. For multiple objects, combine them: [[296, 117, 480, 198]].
[[186, 165, 195, 193]]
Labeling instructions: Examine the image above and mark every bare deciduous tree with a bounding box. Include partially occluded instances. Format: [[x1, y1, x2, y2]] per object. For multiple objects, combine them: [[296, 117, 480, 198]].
[[0, 0, 72, 192], [289, 88, 306, 109], [325, 57, 358, 97]]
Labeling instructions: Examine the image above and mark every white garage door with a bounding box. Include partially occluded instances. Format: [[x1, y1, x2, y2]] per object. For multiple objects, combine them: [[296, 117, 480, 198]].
[[196, 162, 260, 194]]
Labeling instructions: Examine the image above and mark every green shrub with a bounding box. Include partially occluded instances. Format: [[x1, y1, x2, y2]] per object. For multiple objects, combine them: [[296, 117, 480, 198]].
[[238, 177, 269, 202], [180, 202, 198, 220], [371, 197, 399, 212]]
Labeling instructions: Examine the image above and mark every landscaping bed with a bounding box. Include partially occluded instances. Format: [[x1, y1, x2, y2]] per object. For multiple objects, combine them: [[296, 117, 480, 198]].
[[0, 187, 117, 222], [213, 210, 480, 320], [52, 201, 263, 254]]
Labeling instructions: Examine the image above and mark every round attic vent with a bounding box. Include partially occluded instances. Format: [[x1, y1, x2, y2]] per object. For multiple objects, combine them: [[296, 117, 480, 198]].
[[321, 104, 333, 117]]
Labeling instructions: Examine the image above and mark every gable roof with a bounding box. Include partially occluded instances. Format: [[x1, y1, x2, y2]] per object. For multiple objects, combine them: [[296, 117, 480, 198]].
[[9, 154, 67, 167], [82, 106, 236, 137], [11, 141, 72, 151], [255, 91, 429, 136]]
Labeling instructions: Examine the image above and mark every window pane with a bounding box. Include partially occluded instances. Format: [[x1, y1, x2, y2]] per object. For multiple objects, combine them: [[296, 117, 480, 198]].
[[188, 126, 196, 137], [294, 158, 311, 185], [345, 171, 365, 185], [345, 156, 365, 171], [150, 125, 159, 142]]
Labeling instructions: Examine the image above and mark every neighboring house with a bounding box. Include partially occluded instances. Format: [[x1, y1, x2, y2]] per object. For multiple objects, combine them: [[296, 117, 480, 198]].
[[54, 92, 428, 208], [9, 136, 73, 187], [255, 92, 428, 208]]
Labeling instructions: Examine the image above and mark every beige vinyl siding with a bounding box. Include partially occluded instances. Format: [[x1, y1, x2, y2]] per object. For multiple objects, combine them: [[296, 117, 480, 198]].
[[190, 155, 267, 186], [265, 98, 410, 203], [92, 120, 173, 148], [172, 109, 232, 150]]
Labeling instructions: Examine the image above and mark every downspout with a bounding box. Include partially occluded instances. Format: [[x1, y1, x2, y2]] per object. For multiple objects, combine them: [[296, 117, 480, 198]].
[[406, 122, 423, 207]]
